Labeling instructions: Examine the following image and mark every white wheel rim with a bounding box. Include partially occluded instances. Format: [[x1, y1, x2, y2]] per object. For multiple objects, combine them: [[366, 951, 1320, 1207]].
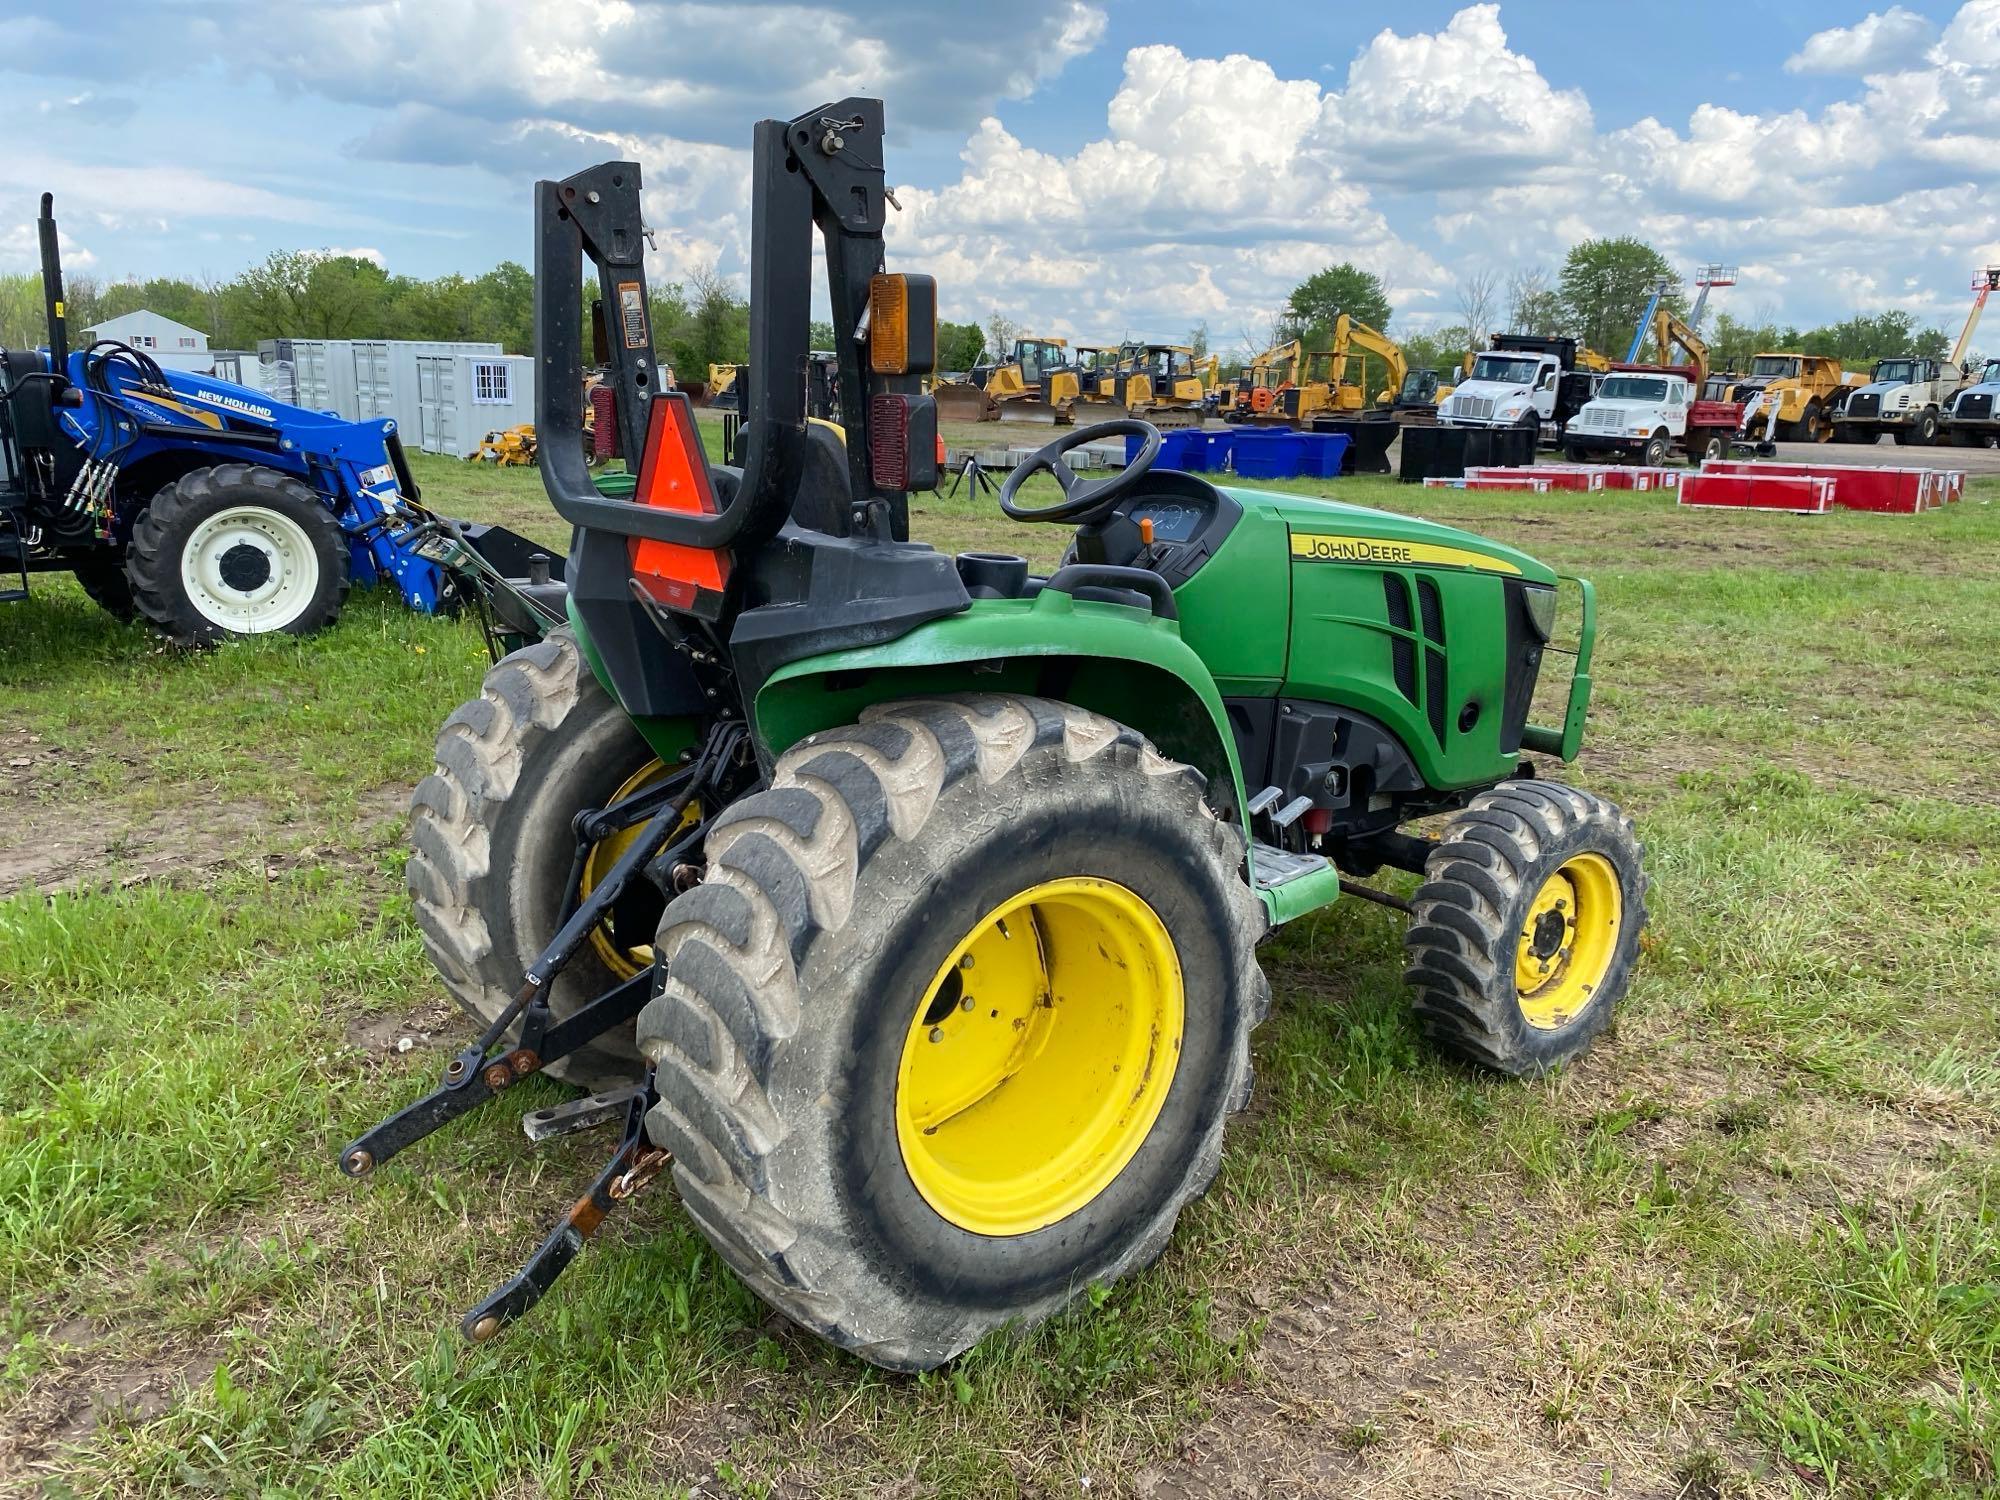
[[179, 506, 320, 634]]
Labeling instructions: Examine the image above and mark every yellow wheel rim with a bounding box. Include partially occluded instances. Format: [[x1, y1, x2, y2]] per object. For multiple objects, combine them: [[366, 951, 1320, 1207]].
[[895, 877, 1184, 1237], [1514, 853, 1623, 1030], [579, 758, 699, 980]]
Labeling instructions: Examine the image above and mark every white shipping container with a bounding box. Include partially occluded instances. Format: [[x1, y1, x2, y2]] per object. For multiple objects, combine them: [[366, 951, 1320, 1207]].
[[415, 352, 535, 458]]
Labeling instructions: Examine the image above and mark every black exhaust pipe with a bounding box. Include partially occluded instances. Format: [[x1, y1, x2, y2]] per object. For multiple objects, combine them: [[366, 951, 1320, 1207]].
[[38, 193, 68, 368]]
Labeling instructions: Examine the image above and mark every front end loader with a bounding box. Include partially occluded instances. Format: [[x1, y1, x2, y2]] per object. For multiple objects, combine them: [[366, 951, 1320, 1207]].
[[0, 195, 560, 649], [348, 99, 1648, 1373]]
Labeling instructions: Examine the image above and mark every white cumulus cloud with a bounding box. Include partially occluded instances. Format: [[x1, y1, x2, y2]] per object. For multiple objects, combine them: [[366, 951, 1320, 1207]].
[[1785, 6, 1939, 74]]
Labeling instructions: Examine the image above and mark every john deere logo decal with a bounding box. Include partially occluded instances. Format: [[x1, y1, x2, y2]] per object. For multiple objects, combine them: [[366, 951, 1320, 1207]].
[[1290, 532, 1520, 575]]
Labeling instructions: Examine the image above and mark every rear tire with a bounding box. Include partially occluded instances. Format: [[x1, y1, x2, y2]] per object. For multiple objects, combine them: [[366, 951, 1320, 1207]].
[[126, 465, 348, 644], [407, 627, 661, 1091], [635, 695, 1268, 1371], [1404, 780, 1646, 1077]]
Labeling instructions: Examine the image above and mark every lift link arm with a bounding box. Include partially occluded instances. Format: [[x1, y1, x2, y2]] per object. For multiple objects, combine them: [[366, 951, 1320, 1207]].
[[335, 972, 653, 1177], [461, 1088, 669, 1343]]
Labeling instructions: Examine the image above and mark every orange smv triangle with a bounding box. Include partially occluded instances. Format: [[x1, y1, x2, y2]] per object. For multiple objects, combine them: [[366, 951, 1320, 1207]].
[[629, 391, 731, 616]]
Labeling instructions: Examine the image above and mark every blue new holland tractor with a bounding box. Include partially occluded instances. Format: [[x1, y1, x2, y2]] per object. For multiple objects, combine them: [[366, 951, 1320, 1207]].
[[0, 195, 559, 646]]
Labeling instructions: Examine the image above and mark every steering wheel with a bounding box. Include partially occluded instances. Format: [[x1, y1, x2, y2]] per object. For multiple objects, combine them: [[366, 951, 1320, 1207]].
[[998, 419, 1162, 525]]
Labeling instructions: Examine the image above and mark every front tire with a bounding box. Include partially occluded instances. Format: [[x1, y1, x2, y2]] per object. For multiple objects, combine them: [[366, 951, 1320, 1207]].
[[126, 465, 348, 643], [1404, 781, 1646, 1076], [407, 628, 665, 1091], [636, 695, 1268, 1371], [1641, 432, 1670, 467]]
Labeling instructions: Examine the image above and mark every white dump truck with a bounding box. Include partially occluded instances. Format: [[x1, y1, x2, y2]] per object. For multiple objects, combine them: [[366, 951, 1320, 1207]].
[[1437, 334, 1601, 443], [1561, 365, 1745, 465]]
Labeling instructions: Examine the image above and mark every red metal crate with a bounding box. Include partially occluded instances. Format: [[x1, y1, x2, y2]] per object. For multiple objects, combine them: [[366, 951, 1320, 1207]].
[[1680, 472, 1833, 513]]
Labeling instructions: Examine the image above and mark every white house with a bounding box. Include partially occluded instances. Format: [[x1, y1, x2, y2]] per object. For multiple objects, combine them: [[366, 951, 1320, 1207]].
[[79, 310, 215, 374]]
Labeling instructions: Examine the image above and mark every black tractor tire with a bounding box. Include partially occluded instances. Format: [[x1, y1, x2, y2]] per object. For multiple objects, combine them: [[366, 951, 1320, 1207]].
[[1698, 432, 1728, 462], [1562, 444, 1588, 465], [1897, 409, 1939, 447], [635, 695, 1268, 1371], [407, 627, 659, 1091], [70, 556, 137, 621], [1641, 432, 1671, 468], [126, 465, 349, 644], [1834, 424, 1867, 445], [1404, 780, 1646, 1077]]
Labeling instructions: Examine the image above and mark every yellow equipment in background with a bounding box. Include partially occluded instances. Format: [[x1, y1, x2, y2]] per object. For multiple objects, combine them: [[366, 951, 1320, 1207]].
[[1234, 339, 1301, 416], [987, 335, 1075, 425], [1107, 343, 1208, 428], [1325, 313, 1407, 412], [471, 424, 538, 466]]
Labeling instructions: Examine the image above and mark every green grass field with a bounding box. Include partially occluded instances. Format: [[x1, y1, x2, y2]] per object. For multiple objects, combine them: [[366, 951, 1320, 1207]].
[[2, 442, 1997, 1498]]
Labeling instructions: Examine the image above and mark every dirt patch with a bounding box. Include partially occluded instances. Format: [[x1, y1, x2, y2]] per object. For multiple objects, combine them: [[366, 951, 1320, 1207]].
[[0, 1332, 222, 1488], [343, 999, 459, 1064], [1, 763, 411, 898], [1130, 1285, 1727, 1499]]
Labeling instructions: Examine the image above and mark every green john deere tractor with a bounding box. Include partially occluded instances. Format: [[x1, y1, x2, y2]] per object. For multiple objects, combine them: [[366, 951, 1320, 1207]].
[[343, 98, 1646, 1372]]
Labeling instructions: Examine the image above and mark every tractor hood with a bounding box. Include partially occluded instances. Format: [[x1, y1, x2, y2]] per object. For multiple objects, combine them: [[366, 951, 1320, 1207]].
[[1229, 487, 1559, 586]]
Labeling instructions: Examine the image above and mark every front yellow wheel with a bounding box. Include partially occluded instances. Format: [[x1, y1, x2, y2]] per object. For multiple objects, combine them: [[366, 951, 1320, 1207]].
[[1513, 853, 1623, 1030], [895, 878, 1184, 1238], [1406, 780, 1646, 1076]]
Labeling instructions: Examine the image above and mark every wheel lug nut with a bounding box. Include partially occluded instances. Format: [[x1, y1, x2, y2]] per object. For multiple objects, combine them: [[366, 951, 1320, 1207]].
[[959, 955, 975, 970], [928, 1026, 944, 1044], [959, 996, 974, 1012]]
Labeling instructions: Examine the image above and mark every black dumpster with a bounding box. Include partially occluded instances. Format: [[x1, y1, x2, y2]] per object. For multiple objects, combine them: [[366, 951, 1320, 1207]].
[[1397, 424, 1537, 483], [1307, 415, 1399, 475]]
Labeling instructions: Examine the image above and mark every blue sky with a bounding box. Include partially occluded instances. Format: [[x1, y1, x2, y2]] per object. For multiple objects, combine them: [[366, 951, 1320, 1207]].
[[3, 1, 1995, 353]]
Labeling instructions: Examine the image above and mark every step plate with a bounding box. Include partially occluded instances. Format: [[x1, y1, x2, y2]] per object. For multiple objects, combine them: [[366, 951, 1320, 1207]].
[[1250, 841, 1332, 892]]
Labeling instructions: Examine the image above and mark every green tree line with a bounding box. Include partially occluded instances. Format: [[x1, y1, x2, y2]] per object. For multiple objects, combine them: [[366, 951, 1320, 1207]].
[[4, 237, 1956, 387], [0, 249, 771, 384]]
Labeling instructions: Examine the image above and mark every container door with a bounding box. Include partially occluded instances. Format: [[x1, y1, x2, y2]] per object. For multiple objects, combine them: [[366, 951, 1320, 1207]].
[[417, 357, 443, 451]]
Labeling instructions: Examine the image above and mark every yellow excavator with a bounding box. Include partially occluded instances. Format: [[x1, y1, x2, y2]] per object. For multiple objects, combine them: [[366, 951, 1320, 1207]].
[[1232, 339, 1302, 418], [1242, 315, 1407, 426]]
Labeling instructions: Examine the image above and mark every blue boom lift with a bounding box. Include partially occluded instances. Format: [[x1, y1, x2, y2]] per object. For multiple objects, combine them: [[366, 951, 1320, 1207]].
[[0, 194, 562, 646]]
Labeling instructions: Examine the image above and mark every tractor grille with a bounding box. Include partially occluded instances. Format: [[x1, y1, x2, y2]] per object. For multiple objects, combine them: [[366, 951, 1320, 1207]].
[[1384, 575, 1418, 706], [1425, 649, 1448, 745], [1958, 393, 1993, 421], [1387, 573, 1452, 744], [1417, 578, 1448, 744], [1450, 395, 1495, 423], [1847, 392, 1881, 419], [1576, 406, 1623, 430]]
